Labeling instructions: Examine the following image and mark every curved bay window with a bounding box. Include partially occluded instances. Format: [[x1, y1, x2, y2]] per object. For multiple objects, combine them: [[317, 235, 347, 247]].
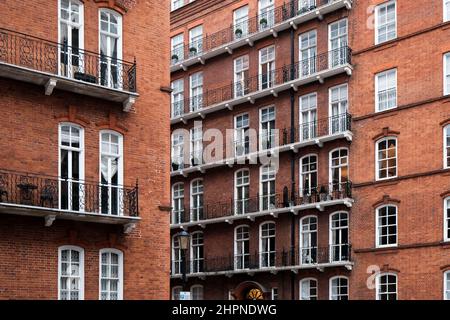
[[100, 131, 123, 215], [59, 123, 84, 211], [99, 9, 122, 89]]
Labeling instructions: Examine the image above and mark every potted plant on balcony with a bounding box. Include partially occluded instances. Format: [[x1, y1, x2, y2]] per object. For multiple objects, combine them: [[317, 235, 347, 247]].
[[235, 28, 243, 38], [189, 47, 198, 57], [171, 162, 180, 171], [171, 54, 179, 64], [259, 18, 268, 29]]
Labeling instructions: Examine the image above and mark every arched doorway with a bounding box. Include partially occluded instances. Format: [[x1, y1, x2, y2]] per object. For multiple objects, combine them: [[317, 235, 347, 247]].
[[231, 281, 269, 300]]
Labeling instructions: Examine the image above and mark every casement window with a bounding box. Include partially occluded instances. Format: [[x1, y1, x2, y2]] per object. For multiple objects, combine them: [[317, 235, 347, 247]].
[[190, 179, 204, 221], [376, 205, 398, 247], [375, 69, 397, 112], [172, 286, 182, 300], [258, 0, 275, 30], [299, 154, 318, 196], [271, 288, 279, 300], [330, 212, 349, 262], [235, 169, 250, 215], [445, 53, 450, 95], [329, 19, 348, 68], [171, 34, 184, 63], [260, 106, 276, 150], [190, 232, 204, 273], [329, 276, 349, 300], [59, 123, 84, 212], [445, 0, 450, 22], [172, 235, 182, 275], [191, 285, 204, 300], [171, 79, 184, 118], [300, 216, 318, 264], [58, 246, 84, 300], [172, 183, 184, 224], [234, 225, 250, 270], [299, 93, 317, 141], [445, 125, 450, 168], [189, 25, 203, 56], [375, 1, 396, 45], [190, 72, 203, 112], [300, 278, 318, 300], [234, 113, 250, 156], [445, 197, 450, 242], [99, 249, 123, 300], [100, 131, 123, 215], [376, 137, 397, 180], [190, 125, 203, 166], [299, 0, 317, 12], [329, 84, 349, 134], [259, 46, 275, 90], [260, 222, 276, 268], [171, 131, 185, 168], [329, 148, 349, 191], [299, 30, 317, 77], [376, 273, 397, 300], [59, 0, 84, 78], [234, 55, 250, 98], [234, 5, 249, 39], [99, 9, 122, 89], [445, 271, 450, 300], [260, 165, 276, 211]]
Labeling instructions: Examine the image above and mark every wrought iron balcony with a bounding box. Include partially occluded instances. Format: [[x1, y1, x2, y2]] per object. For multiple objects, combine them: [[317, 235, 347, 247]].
[[171, 244, 352, 277], [170, 0, 352, 72], [0, 169, 139, 232], [0, 28, 137, 111], [171, 46, 352, 124], [171, 181, 352, 227]]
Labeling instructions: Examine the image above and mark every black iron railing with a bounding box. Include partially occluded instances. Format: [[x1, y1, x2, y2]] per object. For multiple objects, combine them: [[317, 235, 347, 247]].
[[0, 28, 137, 93], [0, 169, 139, 217], [171, 181, 351, 224], [171, 46, 351, 118], [171, 244, 351, 275], [170, 0, 342, 65]]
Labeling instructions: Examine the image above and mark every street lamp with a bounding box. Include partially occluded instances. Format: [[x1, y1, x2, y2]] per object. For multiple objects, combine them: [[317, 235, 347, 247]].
[[178, 230, 190, 288]]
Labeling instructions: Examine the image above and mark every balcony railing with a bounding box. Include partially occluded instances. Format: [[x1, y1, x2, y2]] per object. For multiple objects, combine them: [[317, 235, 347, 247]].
[[171, 46, 352, 120], [171, 181, 351, 225], [170, 0, 346, 66], [0, 169, 139, 219], [171, 244, 352, 276], [0, 28, 137, 93]]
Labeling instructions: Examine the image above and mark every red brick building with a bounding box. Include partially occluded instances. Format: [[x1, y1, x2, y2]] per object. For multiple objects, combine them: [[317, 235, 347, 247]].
[[169, 0, 450, 300], [0, 0, 170, 299]]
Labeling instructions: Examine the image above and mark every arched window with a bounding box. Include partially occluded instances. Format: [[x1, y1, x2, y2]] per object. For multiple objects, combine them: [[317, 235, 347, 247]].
[[234, 225, 250, 270], [190, 285, 204, 300], [190, 179, 204, 222], [172, 235, 182, 275], [445, 197, 450, 242], [260, 222, 276, 268], [99, 249, 123, 300], [59, 0, 84, 78], [172, 286, 182, 300], [376, 137, 397, 180], [444, 125, 450, 168], [376, 273, 397, 300], [329, 276, 349, 300], [100, 130, 123, 215], [59, 123, 84, 212], [299, 154, 318, 196], [299, 216, 317, 264], [58, 245, 84, 300], [99, 9, 123, 88], [172, 183, 184, 224], [260, 164, 276, 211], [190, 232, 204, 273], [329, 148, 349, 192], [376, 205, 398, 247], [444, 271, 450, 300], [330, 212, 349, 262], [235, 169, 250, 215], [300, 278, 318, 300]]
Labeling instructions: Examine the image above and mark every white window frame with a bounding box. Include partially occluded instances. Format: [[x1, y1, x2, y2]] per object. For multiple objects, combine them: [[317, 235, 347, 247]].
[[445, 197, 450, 242], [299, 93, 317, 141], [171, 33, 184, 62], [375, 0, 397, 45], [299, 154, 318, 196], [171, 0, 184, 11], [171, 130, 185, 167], [234, 113, 250, 157], [444, 270, 450, 300], [259, 221, 276, 268], [190, 285, 204, 300], [99, 248, 124, 300], [299, 278, 318, 300], [172, 286, 182, 300], [258, 0, 275, 30], [329, 211, 349, 263], [189, 25, 203, 56], [445, 125, 450, 168], [234, 225, 250, 270], [259, 105, 276, 150], [190, 178, 204, 222], [329, 147, 349, 191], [172, 234, 182, 275], [189, 72, 203, 112], [375, 137, 398, 181], [329, 84, 349, 134], [234, 5, 249, 38], [190, 125, 203, 166], [376, 205, 398, 248], [190, 231, 204, 273], [234, 55, 249, 98], [271, 287, 278, 300], [375, 69, 397, 112], [58, 245, 84, 300], [376, 273, 397, 300], [260, 164, 277, 211], [259, 46, 275, 90], [299, 215, 318, 265], [329, 276, 349, 300], [445, 0, 450, 22], [328, 19, 348, 68], [172, 183, 184, 224], [299, 29, 317, 77], [171, 78, 184, 118], [444, 53, 450, 96], [234, 169, 250, 215]]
